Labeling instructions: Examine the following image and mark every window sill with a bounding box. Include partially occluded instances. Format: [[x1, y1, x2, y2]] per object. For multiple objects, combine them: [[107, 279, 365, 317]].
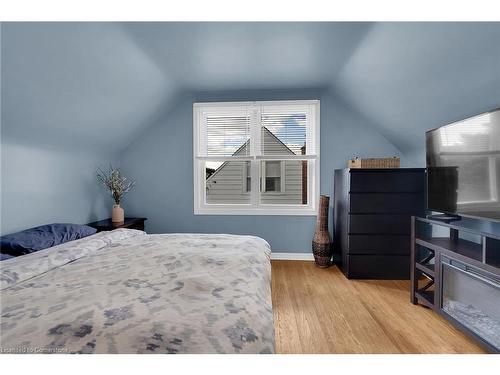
[[194, 207, 317, 216]]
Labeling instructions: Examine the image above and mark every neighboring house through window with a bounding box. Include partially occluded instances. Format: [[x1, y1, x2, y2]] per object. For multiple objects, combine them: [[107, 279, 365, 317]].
[[193, 100, 320, 215]]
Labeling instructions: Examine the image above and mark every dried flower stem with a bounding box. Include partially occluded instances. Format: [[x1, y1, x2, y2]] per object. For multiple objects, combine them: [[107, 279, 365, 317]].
[[96, 165, 136, 205]]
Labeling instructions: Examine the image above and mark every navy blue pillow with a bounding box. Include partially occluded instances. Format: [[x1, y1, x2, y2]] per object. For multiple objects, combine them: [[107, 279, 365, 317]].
[[0, 253, 14, 261], [0, 223, 97, 257]]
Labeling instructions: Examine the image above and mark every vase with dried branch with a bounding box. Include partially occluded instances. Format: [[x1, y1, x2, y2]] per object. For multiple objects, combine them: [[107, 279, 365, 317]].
[[96, 165, 136, 223]]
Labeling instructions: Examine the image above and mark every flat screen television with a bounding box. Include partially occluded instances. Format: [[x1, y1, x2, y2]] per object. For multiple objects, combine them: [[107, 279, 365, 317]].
[[426, 107, 500, 222]]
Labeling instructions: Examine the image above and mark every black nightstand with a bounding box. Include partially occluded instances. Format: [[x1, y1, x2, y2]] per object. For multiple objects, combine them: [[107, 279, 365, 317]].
[[87, 217, 147, 232]]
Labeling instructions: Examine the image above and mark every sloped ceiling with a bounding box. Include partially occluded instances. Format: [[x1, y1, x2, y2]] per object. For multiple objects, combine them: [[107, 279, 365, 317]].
[[1, 22, 499, 154], [122, 22, 372, 91], [334, 22, 500, 154], [1, 22, 176, 152]]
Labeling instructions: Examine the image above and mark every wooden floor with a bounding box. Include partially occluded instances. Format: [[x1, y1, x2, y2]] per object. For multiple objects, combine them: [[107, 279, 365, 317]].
[[272, 260, 486, 354]]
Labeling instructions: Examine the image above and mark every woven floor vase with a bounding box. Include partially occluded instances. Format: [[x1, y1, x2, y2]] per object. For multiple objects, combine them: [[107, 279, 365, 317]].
[[312, 195, 332, 268]]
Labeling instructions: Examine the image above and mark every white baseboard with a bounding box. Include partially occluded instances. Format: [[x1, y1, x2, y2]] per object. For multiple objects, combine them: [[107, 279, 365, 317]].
[[270, 252, 314, 261]]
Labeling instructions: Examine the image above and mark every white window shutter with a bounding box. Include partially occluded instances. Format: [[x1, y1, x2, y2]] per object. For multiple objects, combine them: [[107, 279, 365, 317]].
[[193, 100, 320, 215]]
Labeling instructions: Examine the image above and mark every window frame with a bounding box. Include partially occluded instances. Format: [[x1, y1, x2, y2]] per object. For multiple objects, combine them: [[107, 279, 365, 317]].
[[193, 100, 320, 215]]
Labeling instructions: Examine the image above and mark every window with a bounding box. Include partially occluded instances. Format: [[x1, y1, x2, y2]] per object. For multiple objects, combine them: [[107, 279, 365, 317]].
[[193, 100, 320, 215], [263, 161, 283, 193], [245, 161, 251, 192], [245, 161, 285, 193]]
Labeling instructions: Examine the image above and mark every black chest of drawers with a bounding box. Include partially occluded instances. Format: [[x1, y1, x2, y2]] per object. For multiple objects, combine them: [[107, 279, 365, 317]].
[[333, 168, 426, 279]]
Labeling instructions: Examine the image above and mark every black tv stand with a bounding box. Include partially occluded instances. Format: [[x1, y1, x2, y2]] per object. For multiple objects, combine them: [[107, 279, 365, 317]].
[[426, 213, 462, 223], [411, 216, 500, 353]]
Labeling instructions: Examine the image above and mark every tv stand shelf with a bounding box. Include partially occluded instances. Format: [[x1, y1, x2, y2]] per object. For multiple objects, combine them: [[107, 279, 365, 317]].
[[411, 216, 500, 353], [415, 237, 483, 263]]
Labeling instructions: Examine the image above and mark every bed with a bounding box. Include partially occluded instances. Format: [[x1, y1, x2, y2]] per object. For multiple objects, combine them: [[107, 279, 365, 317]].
[[0, 229, 274, 354]]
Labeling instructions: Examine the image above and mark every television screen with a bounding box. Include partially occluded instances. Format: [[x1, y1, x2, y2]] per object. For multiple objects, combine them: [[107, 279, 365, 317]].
[[426, 108, 500, 221]]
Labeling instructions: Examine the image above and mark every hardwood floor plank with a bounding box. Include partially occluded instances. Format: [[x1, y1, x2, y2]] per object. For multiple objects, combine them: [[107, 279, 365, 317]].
[[271, 260, 486, 354], [271, 261, 304, 353], [303, 263, 398, 353]]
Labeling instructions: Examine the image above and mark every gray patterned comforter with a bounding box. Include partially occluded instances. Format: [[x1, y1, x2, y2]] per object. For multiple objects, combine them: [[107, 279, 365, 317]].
[[0, 230, 274, 354]]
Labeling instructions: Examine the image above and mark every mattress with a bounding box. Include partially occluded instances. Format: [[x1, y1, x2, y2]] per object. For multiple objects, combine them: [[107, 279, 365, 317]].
[[0, 229, 274, 354]]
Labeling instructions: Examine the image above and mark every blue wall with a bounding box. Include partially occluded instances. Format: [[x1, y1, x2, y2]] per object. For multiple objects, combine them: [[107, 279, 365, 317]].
[[0, 22, 148, 235], [120, 89, 403, 253], [0, 139, 115, 235]]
